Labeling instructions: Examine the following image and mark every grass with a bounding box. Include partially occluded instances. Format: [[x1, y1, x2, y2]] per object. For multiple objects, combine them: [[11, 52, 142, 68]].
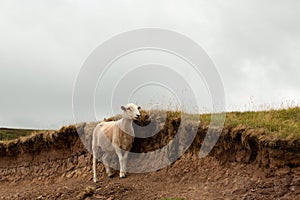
[[159, 106, 300, 139], [0, 128, 49, 141], [200, 107, 300, 139], [1, 107, 299, 141]]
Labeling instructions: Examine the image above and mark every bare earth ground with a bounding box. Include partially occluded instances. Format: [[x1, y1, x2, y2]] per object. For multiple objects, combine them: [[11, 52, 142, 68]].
[[1, 156, 300, 200]]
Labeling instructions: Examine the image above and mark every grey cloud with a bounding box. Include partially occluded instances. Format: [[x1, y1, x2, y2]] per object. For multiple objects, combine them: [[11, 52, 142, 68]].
[[0, 0, 299, 128]]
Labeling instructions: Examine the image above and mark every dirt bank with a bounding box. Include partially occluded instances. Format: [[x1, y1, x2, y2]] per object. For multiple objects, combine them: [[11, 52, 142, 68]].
[[0, 114, 300, 199]]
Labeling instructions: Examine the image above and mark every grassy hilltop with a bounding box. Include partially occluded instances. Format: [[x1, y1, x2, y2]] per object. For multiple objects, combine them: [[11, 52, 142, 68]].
[[1, 107, 299, 141], [201, 107, 300, 139]]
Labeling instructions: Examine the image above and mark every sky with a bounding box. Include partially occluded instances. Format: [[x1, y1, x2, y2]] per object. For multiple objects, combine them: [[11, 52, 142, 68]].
[[0, 0, 300, 129]]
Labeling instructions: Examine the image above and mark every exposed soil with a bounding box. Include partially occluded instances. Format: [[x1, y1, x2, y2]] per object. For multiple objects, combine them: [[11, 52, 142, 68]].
[[1, 115, 300, 199]]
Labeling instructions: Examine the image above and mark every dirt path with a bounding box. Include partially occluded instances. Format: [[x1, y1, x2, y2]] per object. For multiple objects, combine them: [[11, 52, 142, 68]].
[[1, 156, 300, 199]]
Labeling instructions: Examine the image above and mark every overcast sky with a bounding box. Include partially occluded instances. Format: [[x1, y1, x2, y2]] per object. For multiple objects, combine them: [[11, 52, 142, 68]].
[[1, 0, 300, 129]]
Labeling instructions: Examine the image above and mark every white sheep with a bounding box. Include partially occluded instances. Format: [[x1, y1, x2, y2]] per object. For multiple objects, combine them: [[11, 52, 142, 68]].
[[92, 103, 141, 182]]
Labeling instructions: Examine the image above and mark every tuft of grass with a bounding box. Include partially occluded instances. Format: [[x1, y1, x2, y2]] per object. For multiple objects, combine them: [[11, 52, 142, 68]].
[[78, 186, 95, 200]]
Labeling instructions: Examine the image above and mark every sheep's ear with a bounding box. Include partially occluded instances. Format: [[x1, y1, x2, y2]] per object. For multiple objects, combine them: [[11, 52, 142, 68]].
[[121, 106, 126, 111], [137, 106, 141, 110]]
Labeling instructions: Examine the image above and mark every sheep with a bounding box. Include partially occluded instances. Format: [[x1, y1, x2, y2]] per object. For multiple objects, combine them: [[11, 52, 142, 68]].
[[92, 103, 141, 182]]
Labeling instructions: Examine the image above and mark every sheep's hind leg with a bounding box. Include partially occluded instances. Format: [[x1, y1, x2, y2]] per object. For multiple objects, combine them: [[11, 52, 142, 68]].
[[102, 152, 114, 178], [92, 150, 98, 183]]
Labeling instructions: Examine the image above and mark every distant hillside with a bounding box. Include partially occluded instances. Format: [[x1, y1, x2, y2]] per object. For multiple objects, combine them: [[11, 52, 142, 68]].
[[0, 128, 50, 141]]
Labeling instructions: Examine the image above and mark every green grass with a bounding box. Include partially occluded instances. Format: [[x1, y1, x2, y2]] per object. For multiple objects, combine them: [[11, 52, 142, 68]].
[[1, 107, 299, 141], [0, 128, 45, 141], [200, 107, 300, 139]]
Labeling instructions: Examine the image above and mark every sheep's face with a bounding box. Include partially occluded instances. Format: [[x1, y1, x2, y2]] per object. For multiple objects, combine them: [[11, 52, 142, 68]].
[[121, 103, 141, 120]]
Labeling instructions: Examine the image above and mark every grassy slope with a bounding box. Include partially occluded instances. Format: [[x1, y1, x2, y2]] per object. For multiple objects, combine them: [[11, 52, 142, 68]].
[[200, 107, 300, 139], [0, 128, 47, 141], [1, 107, 299, 141]]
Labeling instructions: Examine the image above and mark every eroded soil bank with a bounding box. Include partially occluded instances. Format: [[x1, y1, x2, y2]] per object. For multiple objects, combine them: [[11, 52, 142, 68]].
[[1, 117, 300, 199]]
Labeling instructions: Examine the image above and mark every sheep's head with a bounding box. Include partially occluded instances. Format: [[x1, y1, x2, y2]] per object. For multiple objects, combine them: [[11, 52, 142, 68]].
[[121, 103, 141, 120]]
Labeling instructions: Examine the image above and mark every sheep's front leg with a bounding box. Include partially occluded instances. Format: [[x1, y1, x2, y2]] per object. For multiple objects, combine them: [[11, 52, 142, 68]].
[[122, 151, 129, 176], [115, 148, 126, 178]]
